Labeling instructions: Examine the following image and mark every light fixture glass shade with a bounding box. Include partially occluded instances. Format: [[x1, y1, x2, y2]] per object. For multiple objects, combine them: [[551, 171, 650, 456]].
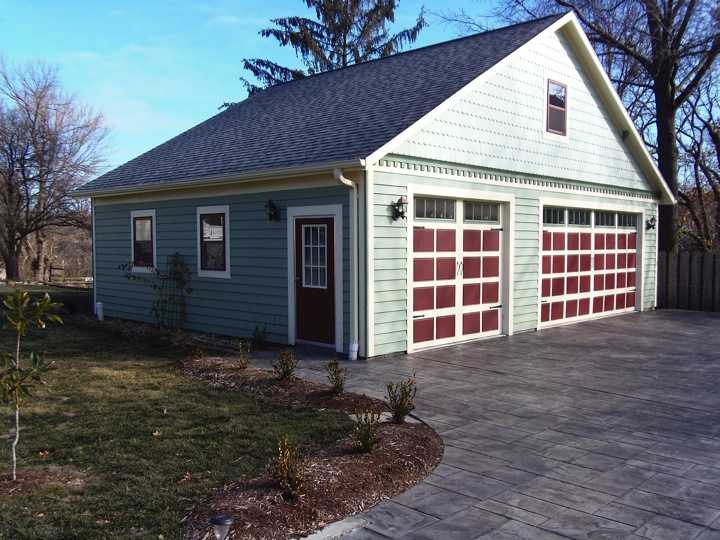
[[210, 514, 234, 540]]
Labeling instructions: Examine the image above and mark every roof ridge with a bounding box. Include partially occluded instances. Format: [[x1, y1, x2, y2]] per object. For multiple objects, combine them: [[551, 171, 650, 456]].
[[241, 12, 568, 98]]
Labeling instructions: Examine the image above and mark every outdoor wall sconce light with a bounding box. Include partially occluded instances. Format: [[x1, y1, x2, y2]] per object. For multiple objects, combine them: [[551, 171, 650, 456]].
[[210, 515, 234, 540], [265, 199, 280, 222], [645, 216, 656, 231], [391, 196, 408, 221]]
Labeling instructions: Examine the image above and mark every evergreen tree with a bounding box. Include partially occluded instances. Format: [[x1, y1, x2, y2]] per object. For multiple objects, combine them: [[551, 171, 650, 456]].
[[240, 0, 426, 95]]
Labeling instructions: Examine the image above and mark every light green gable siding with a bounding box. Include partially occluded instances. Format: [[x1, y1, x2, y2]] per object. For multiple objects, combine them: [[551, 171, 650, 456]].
[[94, 186, 351, 350], [395, 29, 653, 193], [372, 160, 658, 356]]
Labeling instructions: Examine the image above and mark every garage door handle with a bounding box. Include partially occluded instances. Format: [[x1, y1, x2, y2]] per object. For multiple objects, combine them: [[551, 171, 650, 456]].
[[490, 304, 502, 309], [413, 315, 425, 319]]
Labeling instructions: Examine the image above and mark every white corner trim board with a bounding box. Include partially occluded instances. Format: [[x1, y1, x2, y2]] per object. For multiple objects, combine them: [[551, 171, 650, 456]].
[[286, 204, 344, 353]]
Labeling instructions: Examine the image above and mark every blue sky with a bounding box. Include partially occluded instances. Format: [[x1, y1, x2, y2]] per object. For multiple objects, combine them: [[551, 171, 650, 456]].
[[1, 1, 494, 172]]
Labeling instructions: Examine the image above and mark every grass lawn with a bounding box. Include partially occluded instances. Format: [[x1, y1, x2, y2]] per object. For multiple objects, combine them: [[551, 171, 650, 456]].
[[0, 317, 353, 539]]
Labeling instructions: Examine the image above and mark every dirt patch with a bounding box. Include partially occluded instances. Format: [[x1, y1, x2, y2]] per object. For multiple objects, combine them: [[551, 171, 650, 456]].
[[184, 423, 442, 540], [183, 357, 386, 414], [0, 466, 87, 497], [182, 357, 443, 540]]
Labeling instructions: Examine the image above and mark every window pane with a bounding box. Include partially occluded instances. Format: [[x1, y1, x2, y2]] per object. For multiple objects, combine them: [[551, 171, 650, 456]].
[[464, 201, 499, 222], [543, 207, 565, 225], [134, 241, 153, 267], [415, 197, 455, 220], [548, 82, 566, 108], [202, 213, 224, 242], [134, 217, 152, 242], [202, 241, 226, 271], [568, 209, 590, 226], [547, 108, 566, 135], [595, 211, 616, 227]]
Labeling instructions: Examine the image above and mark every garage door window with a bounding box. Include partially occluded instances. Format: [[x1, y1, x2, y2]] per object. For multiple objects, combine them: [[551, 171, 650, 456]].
[[464, 201, 499, 223], [543, 207, 565, 225], [415, 197, 455, 220]]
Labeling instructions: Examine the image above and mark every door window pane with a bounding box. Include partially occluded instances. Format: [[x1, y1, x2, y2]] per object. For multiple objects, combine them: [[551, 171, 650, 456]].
[[303, 224, 328, 288]]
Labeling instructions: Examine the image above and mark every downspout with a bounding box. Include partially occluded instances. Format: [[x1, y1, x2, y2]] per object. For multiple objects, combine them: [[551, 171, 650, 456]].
[[334, 168, 359, 360]]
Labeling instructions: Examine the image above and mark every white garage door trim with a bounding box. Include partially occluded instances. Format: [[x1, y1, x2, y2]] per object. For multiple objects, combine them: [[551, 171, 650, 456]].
[[537, 197, 646, 330], [406, 186, 515, 353]]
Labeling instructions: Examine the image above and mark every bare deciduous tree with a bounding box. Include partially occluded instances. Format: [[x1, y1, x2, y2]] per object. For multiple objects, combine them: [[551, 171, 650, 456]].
[[439, 0, 720, 251], [677, 71, 720, 250], [0, 61, 106, 281]]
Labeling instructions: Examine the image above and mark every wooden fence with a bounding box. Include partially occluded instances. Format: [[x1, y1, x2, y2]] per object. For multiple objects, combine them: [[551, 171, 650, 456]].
[[657, 251, 720, 311]]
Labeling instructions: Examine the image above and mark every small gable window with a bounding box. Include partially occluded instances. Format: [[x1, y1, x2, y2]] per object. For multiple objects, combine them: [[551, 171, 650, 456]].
[[546, 80, 567, 136], [131, 210, 156, 272]]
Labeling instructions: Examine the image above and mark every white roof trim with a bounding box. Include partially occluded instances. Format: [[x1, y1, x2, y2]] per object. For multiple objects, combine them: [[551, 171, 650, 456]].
[[365, 13, 675, 205]]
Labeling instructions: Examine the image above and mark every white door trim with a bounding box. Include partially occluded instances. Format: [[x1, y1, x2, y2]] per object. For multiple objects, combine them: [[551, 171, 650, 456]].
[[287, 204, 344, 353], [406, 185, 515, 353]]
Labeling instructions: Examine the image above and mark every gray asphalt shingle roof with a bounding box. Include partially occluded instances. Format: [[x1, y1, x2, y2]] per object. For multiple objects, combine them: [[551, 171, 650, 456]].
[[80, 14, 564, 194]]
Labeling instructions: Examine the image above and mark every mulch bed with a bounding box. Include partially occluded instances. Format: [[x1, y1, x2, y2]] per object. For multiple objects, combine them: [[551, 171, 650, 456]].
[[182, 357, 444, 540], [183, 357, 385, 413]]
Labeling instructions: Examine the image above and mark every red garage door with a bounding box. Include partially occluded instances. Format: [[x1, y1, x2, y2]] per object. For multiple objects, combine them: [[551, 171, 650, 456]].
[[540, 207, 639, 326], [411, 197, 503, 349]]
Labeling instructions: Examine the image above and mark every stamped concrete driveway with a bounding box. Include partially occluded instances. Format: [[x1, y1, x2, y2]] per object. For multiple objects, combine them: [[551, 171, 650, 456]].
[[293, 310, 720, 540]]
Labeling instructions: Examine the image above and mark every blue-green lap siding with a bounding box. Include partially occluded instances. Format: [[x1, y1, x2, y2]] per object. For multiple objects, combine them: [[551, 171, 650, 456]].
[[94, 186, 350, 350]]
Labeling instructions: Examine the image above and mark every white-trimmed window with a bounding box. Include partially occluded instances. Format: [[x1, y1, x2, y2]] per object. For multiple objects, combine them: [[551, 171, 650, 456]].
[[197, 205, 230, 278], [131, 209, 156, 272], [547, 80, 567, 136]]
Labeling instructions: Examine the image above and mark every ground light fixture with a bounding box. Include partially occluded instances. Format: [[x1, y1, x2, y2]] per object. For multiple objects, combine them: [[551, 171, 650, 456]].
[[210, 514, 235, 540]]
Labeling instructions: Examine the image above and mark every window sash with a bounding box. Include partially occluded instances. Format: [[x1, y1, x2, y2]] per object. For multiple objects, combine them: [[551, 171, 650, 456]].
[[133, 216, 154, 267], [547, 80, 567, 136], [199, 213, 226, 272]]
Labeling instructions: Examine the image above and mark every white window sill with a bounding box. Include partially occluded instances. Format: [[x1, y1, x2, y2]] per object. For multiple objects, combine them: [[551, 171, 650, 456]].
[[198, 270, 231, 279]]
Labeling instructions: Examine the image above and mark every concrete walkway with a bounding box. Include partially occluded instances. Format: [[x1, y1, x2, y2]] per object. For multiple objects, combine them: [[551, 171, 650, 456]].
[[282, 310, 720, 539]]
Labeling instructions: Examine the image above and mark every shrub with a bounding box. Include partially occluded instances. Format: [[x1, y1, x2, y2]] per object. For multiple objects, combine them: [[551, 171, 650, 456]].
[[325, 357, 347, 396], [1, 290, 62, 480], [273, 350, 297, 381], [190, 344, 206, 360], [268, 435, 304, 498], [252, 326, 268, 349], [353, 410, 381, 452], [386, 375, 417, 424], [237, 339, 251, 370]]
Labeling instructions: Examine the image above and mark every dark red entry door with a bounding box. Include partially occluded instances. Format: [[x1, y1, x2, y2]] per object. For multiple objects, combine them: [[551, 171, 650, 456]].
[[295, 218, 335, 345]]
